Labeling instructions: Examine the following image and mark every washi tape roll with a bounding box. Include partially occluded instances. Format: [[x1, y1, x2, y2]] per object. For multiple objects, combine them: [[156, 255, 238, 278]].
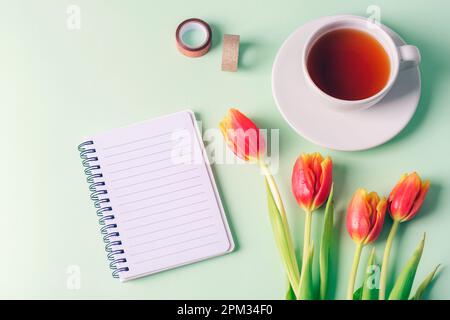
[[221, 34, 240, 72], [176, 18, 212, 58]]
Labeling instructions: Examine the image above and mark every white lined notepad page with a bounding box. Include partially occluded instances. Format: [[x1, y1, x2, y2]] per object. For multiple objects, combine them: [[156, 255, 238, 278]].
[[90, 111, 234, 281]]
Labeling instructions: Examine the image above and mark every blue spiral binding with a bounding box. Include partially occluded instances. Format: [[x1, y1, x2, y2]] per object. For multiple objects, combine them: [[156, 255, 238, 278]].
[[78, 141, 129, 278]]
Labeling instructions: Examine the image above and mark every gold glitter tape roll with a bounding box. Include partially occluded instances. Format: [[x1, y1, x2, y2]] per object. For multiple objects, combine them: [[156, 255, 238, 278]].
[[221, 34, 240, 72]]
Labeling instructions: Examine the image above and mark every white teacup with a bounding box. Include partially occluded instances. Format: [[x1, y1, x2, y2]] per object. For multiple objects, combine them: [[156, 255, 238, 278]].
[[302, 15, 421, 111]]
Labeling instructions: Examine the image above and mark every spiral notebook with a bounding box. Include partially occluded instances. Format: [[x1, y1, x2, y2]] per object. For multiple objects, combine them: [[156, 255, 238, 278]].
[[78, 110, 234, 281]]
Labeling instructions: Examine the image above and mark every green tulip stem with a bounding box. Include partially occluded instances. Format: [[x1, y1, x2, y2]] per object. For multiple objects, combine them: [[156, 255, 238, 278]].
[[379, 220, 400, 300], [347, 243, 363, 300], [259, 161, 286, 218], [299, 210, 313, 294], [259, 160, 300, 297]]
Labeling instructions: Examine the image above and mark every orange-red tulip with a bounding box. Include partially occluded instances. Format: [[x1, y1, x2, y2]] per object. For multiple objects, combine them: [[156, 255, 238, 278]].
[[388, 172, 430, 222], [346, 189, 387, 245], [346, 189, 387, 299], [380, 172, 430, 299], [219, 108, 301, 296], [291, 153, 333, 212], [219, 108, 265, 162], [292, 153, 332, 297]]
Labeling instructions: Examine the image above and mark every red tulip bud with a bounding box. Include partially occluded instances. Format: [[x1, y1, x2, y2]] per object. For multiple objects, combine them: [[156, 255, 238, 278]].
[[388, 172, 430, 222], [347, 189, 387, 245], [291, 153, 333, 212], [219, 108, 265, 162]]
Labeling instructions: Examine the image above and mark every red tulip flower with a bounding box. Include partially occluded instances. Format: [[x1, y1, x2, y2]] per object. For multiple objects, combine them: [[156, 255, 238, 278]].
[[379, 172, 431, 299], [219, 108, 265, 162], [291, 153, 333, 213], [346, 189, 387, 299]]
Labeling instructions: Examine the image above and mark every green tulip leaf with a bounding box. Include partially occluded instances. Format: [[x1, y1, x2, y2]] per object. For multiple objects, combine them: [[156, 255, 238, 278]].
[[361, 248, 379, 300], [265, 180, 300, 298], [286, 282, 296, 300], [353, 286, 363, 300], [319, 185, 334, 300], [389, 234, 426, 300], [411, 264, 441, 300], [299, 244, 315, 300]]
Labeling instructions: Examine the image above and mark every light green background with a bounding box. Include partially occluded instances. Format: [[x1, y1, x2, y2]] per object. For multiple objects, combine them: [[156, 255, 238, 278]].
[[1, 0, 449, 299]]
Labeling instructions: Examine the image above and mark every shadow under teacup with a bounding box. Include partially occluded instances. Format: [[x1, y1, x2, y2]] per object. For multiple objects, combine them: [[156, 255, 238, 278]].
[[302, 15, 421, 112]]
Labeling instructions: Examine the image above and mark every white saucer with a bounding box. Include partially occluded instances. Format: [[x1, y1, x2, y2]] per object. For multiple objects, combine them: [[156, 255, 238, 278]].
[[272, 15, 421, 151]]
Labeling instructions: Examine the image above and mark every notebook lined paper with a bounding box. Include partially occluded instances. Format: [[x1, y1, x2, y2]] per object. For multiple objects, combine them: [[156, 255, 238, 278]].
[[84, 111, 234, 281]]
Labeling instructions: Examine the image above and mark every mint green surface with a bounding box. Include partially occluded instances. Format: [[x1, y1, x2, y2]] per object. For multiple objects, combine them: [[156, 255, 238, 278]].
[[1, 0, 449, 299]]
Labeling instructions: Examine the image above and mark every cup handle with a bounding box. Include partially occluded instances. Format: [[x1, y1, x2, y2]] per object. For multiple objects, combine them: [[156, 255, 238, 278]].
[[398, 45, 421, 70]]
